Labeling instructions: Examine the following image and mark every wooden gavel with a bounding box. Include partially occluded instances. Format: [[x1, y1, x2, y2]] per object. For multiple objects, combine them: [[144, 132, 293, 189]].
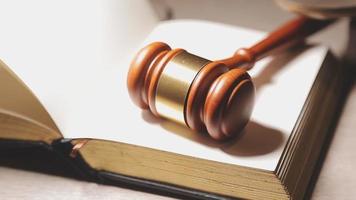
[[127, 16, 332, 140]]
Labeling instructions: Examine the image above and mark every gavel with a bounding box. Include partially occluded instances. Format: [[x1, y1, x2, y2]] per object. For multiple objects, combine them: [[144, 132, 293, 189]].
[[127, 16, 332, 140]]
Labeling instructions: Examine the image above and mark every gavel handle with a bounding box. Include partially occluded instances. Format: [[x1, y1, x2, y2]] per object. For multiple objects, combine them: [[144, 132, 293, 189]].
[[218, 16, 334, 69]]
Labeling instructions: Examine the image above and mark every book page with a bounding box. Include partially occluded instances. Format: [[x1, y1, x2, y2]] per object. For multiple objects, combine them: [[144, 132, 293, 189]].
[[86, 21, 325, 171], [0, 60, 59, 132], [0, 1, 328, 171], [0, 0, 158, 133]]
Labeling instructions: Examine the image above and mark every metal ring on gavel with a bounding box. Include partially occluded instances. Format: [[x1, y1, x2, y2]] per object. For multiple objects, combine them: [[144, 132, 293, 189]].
[[127, 16, 333, 140]]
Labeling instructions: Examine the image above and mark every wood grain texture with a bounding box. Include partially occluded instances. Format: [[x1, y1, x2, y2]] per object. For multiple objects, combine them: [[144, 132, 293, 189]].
[[127, 16, 330, 140], [218, 16, 333, 68], [185, 62, 228, 132], [203, 68, 254, 140], [127, 42, 171, 109]]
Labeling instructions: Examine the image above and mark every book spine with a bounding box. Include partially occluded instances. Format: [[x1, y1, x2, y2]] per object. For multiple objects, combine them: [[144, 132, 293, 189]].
[[51, 138, 99, 182], [0, 138, 86, 180], [0, 139, 49, 149]]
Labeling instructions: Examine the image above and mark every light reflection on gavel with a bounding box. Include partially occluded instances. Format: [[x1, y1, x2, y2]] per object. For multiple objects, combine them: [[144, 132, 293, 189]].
[[127, 16, 332, 141]]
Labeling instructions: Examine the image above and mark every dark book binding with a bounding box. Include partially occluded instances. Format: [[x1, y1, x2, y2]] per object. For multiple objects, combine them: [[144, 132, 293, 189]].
[[0, 138, 234, 200]]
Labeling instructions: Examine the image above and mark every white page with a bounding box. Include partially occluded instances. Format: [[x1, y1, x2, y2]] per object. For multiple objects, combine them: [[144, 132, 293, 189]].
[[0, 0, 158, 124], [0, 2, 328, 171]]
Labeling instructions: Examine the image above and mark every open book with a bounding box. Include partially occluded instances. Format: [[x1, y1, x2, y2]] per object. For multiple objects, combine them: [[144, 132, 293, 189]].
[[0, 1, 349, 199]]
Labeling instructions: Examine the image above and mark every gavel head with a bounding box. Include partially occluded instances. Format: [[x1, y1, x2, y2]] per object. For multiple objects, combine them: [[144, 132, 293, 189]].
[[127, 42, 255, 141]]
